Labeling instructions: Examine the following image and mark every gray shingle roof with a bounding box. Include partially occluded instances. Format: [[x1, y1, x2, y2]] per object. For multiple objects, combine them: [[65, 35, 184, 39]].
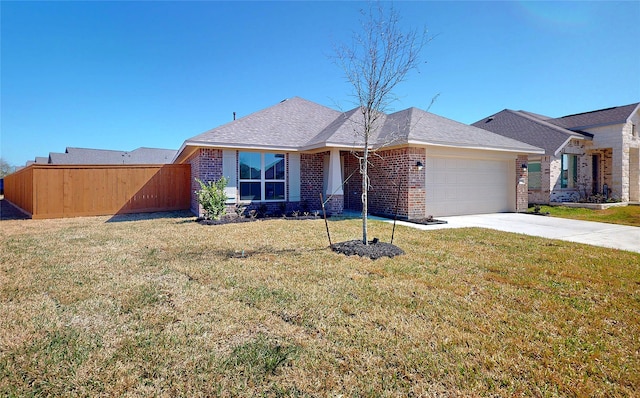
[[472, 102, 639, 156], [550, 103, 639, 130], [401, 108, 542, 152], [179, 97, 542, 157], [187, 97, 341, 150], [48, 147, 177, 165], [472, 109, 591, 156]]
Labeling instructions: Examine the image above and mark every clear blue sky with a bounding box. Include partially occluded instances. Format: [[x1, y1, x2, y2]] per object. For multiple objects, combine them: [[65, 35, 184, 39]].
[[2, 1, 639, 167]]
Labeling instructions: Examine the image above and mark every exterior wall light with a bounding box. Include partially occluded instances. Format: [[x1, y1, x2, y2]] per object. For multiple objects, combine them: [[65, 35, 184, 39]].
[[416, 161, 424, 171], [521, 163, 528, 170]]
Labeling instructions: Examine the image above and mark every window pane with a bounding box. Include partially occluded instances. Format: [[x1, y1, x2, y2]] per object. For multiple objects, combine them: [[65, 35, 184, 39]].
[[529, 172, 541, 190], [239, 152, 261, 179], [265, 153, 285, 180], [265, 182, 285, 200], [561, 155, 577, 188], [528, 162, 541, 172], [240, 182, 261, 200]]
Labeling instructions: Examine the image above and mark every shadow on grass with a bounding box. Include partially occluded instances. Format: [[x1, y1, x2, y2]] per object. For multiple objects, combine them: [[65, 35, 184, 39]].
[[106, 210, 195, 223], [0, 198, 30, 221]]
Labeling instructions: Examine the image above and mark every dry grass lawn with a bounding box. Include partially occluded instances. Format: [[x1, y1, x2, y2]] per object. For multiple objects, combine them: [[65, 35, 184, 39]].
[[1, 212, 639, 397], [536, 204, 640, 227]]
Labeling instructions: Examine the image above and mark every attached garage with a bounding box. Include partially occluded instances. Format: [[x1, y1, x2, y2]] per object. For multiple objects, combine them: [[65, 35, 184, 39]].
[[425, 150, 516, 217]]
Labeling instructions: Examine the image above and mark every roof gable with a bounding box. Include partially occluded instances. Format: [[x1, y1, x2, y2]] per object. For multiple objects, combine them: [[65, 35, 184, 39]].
[[186, 97, 341, 150], [550, 103, 640, 130], [472, 109, 589, 155]]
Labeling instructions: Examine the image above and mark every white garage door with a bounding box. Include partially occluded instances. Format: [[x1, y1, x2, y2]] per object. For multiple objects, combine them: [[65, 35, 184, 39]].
[[426, 156, 513, 216]]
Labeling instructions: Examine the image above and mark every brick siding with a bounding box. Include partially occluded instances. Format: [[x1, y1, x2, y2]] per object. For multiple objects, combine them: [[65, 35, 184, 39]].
[[300, 152, 326, 212], [343, 147, 426, 219], [516, 155, 529, 211], [187, 148, 223, 216]]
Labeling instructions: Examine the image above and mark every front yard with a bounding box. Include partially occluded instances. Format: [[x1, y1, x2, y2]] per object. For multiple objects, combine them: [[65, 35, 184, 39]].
[[534, 204, 640, 227], [1, 214, 638, 396]]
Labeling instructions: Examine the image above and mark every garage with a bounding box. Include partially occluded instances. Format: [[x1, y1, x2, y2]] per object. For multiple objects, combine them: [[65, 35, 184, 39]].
[[425, 154, 515, 216]]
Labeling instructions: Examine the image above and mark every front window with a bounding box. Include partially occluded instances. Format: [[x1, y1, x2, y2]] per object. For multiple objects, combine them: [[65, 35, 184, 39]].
[[561, 154, 578, 189], [239, 152, 285, 201], [528, 162, 541, 190]]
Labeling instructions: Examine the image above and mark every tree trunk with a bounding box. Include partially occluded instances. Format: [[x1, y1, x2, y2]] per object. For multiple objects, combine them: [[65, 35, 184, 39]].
[[362, 145, 369, 245]]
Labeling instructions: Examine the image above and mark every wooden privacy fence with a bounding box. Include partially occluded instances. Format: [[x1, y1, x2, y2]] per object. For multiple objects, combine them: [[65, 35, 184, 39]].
[[4, 164, 191, 219]]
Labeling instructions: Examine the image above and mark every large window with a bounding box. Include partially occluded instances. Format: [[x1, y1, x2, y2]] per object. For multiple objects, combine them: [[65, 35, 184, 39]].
[[239, 152, 285, 201], [561, 154, 578, 189], [528, 161, 541, 190]]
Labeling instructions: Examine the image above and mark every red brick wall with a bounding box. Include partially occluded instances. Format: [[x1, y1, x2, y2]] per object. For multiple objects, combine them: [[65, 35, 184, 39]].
[[300, 152, 326, 211], [187, 148, 223, 215], [343, 147, 426, 219]]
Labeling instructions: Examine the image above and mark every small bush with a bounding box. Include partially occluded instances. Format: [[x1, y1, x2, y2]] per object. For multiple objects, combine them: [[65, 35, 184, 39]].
[[195, 177, 228, 220]]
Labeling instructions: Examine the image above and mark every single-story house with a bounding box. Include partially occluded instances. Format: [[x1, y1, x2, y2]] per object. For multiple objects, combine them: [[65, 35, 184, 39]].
[[173, 97, 544, 218], [472, 103, 640, 204]]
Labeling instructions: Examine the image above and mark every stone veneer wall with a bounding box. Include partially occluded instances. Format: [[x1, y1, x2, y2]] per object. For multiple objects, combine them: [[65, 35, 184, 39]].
[[549, 139, 588, 202]]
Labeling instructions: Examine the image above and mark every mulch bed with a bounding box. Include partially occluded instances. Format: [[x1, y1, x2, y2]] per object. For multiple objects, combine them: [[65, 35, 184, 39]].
[[331, 239, 405, 260], [405, 217, 447, 225], [198, 214, 321, 225]]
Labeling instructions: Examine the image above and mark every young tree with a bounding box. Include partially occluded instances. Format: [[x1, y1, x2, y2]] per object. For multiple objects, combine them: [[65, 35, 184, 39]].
[[334, 2, 429, 244]]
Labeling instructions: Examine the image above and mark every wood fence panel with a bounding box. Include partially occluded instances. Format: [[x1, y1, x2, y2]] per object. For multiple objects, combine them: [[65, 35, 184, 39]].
[[3, 166, 34, 216], [34, 167, 64, 217], [4, 164, 191, 219]]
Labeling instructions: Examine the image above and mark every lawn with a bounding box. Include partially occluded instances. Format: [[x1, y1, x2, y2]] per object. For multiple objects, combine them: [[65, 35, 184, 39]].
[[534, 204, 640, 227], [1, 213, 639, 397]]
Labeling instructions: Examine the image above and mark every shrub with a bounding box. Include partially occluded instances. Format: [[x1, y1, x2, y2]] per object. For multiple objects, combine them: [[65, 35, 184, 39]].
[[195, 177, 228, 220]]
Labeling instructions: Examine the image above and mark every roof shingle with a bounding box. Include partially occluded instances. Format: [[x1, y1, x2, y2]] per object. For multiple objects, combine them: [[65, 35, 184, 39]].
[[180, 97, 542, 155]]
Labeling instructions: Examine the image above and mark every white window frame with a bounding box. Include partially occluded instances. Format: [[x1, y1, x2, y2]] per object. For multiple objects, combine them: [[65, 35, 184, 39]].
[[238, 152, 286, 202]]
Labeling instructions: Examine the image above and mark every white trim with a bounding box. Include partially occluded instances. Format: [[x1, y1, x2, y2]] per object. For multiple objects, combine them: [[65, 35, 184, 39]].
[[289, 153, 301, 202], [409, 140, 545, 155], [222, 150, 237, 204]]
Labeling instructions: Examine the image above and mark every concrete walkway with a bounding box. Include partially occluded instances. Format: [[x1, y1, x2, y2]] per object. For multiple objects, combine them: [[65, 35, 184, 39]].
[[381, 213, 640, 254]]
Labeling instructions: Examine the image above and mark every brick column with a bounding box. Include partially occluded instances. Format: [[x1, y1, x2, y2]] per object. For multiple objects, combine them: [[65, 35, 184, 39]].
[[516, 155, 529, 212]]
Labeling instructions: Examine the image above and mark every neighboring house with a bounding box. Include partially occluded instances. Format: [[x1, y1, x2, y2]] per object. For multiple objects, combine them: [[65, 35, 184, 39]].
[[174, 97, 543, 218], [27, 147, 178, 165], [472, 103, 640, 204]]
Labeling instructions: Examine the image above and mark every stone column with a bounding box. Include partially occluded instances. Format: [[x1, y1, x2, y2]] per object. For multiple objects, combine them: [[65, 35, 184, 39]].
[[516, 155, 529, 212]]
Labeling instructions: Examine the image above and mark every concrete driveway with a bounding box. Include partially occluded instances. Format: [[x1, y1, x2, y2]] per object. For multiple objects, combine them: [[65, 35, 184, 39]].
[[387, 213, 640, 254]]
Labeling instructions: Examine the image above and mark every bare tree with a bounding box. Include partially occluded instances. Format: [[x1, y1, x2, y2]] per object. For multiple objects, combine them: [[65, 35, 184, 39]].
[[0, 158, 14, 178], [334, 2, 429, 244]]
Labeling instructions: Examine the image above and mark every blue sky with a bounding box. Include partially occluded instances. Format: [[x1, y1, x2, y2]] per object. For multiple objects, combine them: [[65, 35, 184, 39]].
[[2, 1, 639, 167]]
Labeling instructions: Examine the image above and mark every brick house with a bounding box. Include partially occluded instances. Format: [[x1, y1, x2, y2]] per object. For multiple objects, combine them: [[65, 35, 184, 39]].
[[473, 103, 640, 204], [174, 97, 543, 218]]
